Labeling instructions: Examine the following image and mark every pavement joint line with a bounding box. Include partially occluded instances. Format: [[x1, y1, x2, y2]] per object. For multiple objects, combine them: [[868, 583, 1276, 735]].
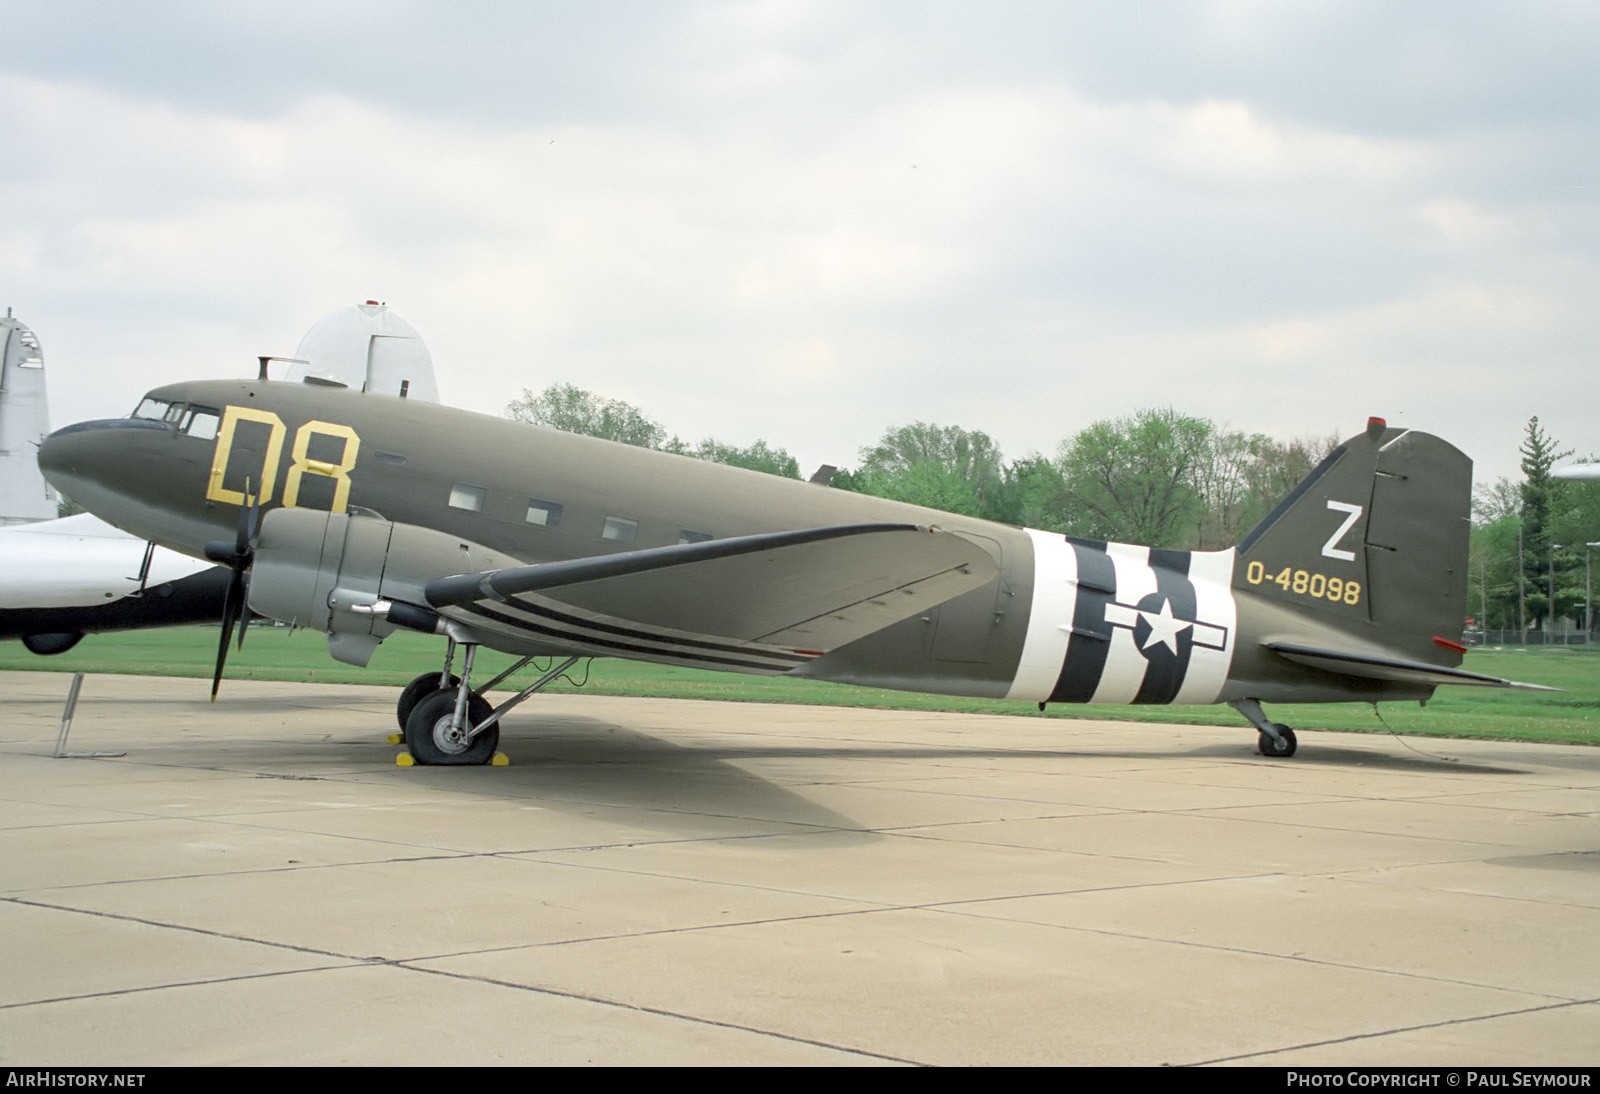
[[866, 823, 1515, 868], [0, 852, 477, 894], [905, 801, 1545, 851], [920, 901, 1588, 1003], [4, 862, 1593, 1009], [397, 962, 924, 1066], [401, 904, 912, 959], [0, 898, 912, 1065], [1190, 995, 1600, 1066], [0, 964, 373, 1013], [0, 895, 387, 975], [407, 873, 1307, 957]]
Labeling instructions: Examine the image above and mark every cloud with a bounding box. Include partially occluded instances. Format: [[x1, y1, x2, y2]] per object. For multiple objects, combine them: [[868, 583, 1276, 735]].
[[2, 3, 1597, 488]]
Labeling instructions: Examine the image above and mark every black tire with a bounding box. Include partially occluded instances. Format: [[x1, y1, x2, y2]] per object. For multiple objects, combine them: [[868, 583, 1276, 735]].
[[1257, 725, 1298, 758], [404, 689, 498, 766], [396, 672, 461, 731]]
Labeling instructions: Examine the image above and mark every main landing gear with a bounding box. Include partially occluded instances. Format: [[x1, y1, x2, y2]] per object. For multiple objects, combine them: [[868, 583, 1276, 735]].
[[1229, 698, 1298, 758], [394, 634, 581, 766]]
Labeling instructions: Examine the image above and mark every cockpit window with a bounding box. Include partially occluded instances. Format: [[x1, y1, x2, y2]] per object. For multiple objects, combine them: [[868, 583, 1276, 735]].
[[132, 398, 172, 421], [182, 407, 221, 440], [163, 402, 187, 424]]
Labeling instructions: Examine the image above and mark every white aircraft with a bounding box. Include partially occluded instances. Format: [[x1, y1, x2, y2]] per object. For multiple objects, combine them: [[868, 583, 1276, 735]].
[[0, 301, 440, 654], [1553, 464, 1600, 481]]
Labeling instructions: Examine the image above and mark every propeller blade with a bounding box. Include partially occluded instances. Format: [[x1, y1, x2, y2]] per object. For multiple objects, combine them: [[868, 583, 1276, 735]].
[[212, 566, 245, 702], [236, 479, 256, 558], [211, 480, 260, 699], [236, 577, 251, 652]]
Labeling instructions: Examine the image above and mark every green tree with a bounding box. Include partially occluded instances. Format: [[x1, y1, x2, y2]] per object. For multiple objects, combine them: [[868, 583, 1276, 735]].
[[989, 455, 1070, 531], [505, 383, 801, 478], [505, 383, 668, 448], [842, 422, 1006, 518], [1518, 417, 1573, 631], [1469, 514, 1522, 632], [688, 438, 801, 479], [1055, 408, 1214, 547]]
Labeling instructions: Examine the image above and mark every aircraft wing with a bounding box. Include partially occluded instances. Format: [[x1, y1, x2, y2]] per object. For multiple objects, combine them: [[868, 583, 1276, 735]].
[[423, 523, 999, 673]]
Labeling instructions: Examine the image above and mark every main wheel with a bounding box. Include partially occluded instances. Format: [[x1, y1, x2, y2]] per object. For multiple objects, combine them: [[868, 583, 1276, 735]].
[[404, 689, 498, 765], [1257, 725, 1298, 757], [397, 672, 461, 731]]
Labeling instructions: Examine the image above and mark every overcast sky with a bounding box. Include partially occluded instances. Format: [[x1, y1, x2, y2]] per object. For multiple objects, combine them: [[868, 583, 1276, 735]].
[[4, 0, 1597, 487]]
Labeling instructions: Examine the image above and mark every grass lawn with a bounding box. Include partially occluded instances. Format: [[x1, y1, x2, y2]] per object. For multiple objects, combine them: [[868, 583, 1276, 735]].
[[4, 625, 1596, 747]]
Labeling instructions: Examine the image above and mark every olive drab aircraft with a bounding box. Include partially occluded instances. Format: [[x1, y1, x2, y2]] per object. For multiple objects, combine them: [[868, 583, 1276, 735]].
[[37, 376, 1548, 765]]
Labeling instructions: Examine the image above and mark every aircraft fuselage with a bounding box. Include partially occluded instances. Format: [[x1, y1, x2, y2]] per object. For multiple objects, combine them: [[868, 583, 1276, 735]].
[[39, 379, 1465, 712]]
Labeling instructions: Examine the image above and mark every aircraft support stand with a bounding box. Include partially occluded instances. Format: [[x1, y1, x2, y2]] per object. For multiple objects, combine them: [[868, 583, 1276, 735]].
[[53, 674, 125, 759]]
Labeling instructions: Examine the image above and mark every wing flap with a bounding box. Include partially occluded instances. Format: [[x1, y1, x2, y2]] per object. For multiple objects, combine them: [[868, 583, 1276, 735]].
[[1266, 642, 1559, 690], [426, 523, 999, 664]]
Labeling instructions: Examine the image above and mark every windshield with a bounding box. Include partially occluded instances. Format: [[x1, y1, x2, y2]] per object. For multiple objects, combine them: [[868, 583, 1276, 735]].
[[131, 397, 171, 421]]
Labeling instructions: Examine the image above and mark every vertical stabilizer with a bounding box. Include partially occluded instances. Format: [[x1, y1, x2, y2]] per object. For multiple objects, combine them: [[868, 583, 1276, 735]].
[[1234, 418, 1471, 667], [0, 310, 59, 525], [286, 301, 440, 402]]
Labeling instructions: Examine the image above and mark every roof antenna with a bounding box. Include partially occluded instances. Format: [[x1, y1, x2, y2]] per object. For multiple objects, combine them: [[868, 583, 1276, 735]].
[[400, 379, 410, 399], [257, 356, 309, 380]]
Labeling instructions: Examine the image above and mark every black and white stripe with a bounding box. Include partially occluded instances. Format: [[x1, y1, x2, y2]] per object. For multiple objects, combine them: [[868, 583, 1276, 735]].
[[1005, 529, 1237, 706]]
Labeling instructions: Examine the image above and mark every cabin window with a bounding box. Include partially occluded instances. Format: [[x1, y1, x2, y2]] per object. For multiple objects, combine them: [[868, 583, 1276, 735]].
[[132, 398, 171, 421], [183, 407, 221, 440], [525, 499, 562, 527], [601, 517, 637, 544], [448, 484, 486, 512], [678, 530, 712, 544]]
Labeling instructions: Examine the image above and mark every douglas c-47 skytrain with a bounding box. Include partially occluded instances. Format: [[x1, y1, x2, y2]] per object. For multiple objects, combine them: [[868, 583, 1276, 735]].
[[37, 377, 1548, 764]]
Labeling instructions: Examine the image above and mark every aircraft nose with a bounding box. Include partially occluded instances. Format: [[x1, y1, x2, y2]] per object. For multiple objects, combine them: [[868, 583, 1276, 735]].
[[37, 417, 171, 514], [36, 421, 94, 493]]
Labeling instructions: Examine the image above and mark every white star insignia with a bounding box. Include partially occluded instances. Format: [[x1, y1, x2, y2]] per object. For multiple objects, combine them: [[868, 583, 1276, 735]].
[[1137, 598, 1193, 655]]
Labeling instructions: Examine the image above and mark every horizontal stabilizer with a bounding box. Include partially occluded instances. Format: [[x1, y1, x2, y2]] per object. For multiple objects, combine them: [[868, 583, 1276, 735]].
[[425, 523, 999, 670], [1266, 642, 1559, 691]]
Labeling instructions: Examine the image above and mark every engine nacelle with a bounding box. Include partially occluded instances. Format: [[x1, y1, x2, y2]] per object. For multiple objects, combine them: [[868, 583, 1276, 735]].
[[247, 508, 522, 666]]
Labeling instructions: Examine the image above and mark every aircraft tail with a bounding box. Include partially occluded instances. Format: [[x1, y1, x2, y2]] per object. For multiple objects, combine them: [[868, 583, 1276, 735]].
[[1233, 417, 1472, 670], [0, 310, 59, 525]]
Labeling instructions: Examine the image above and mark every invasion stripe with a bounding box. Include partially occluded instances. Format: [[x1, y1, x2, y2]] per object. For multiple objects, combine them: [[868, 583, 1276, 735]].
[[1004, 529, 1080, 701], [1049, 541, 1118, 703], [1131, 549, 1196, 705], [1171, 548, 1237, 705], [1088, 542, 1159, 705]]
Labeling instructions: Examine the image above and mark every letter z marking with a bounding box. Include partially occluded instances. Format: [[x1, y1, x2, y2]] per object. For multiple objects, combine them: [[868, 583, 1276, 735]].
[[1321, 500, 1363, 561]]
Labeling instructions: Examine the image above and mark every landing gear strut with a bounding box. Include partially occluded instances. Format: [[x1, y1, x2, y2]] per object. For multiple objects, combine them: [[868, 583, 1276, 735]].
[[397, 633, 581, 766], [1229, 698, 1298, 758]]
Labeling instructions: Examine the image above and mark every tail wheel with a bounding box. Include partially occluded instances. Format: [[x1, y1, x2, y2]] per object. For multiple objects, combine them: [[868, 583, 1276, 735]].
[[1258, 725, 1298, 757]]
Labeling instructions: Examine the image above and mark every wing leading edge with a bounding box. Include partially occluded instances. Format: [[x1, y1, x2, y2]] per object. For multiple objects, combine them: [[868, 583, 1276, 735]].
[[424, 523, 1000, 673]]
